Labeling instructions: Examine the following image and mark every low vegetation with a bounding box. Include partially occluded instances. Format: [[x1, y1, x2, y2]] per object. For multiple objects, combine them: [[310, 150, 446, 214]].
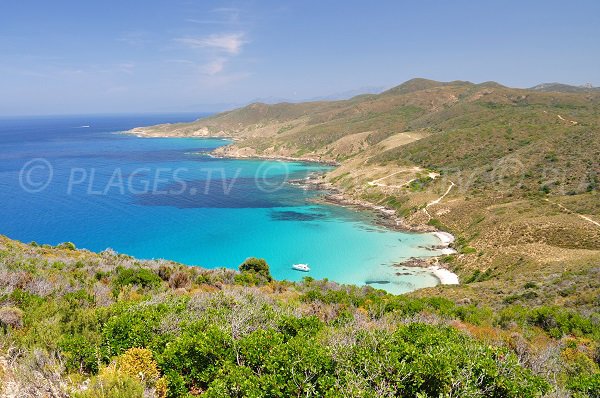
[[0, 236, 598, 397]]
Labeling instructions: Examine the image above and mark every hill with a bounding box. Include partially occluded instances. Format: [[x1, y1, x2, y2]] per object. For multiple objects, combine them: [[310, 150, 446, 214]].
[[129, 78, 600, 312], [0, 235, 598, 396], [530, 83, 600, 93]]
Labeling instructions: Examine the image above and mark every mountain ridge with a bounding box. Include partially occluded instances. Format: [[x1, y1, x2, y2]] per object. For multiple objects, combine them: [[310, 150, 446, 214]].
[[530, 82, 600, 93]]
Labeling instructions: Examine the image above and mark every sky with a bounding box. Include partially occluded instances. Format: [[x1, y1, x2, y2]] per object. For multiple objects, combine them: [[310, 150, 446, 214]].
[[1, 0, 599, 116]]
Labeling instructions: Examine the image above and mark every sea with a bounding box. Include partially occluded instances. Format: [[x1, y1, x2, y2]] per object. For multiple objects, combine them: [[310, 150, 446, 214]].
[[0, 114, 447, 294]]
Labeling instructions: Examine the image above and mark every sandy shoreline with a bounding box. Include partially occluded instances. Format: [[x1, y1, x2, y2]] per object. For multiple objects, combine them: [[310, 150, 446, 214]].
[[433, 231, 455, 245], [428, 265, 460, 285]]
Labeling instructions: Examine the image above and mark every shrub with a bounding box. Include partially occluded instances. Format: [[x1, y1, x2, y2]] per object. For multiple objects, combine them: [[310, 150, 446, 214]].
[[0, 306, 24, 330], [277, 315, 323, 338], [59, 334, 100, 374], [158, 327, 233, 389], [427, 218, 449, 231], [154, 377, 168, 398], [203, 364, 262, 397], [57, 242, 76, 251], [567, 374, 600, 398], [234, 271, 266, 286], [168, 271, 190, 289], [459, 245, 477, 254], [465, 268, 493, 283], [9, 288, 44, 308], [158, 265, 172, 281], [527, 306, 596, 338], [118, 347, 160, 383], [73, 363, 144, 398], [113, 266, 162, 292], [102, 302, 183, 357], [238, 257, 272, 282]]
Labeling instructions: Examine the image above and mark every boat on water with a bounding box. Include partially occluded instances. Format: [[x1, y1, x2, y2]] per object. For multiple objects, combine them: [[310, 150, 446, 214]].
[[292, 263, 310, 272]]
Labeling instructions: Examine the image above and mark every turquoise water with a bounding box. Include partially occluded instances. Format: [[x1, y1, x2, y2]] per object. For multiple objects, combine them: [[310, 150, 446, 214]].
[[0, 114, 444, 294]]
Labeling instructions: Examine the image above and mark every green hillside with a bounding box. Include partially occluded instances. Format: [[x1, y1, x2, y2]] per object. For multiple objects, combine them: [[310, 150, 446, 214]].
[[132, 78, 599, 195]]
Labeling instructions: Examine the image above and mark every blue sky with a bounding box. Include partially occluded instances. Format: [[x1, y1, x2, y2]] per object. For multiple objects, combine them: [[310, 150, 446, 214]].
[[1, 0, 599, 116]]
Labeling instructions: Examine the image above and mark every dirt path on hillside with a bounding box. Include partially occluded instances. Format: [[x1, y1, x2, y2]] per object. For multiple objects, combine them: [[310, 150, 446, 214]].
[[423, 181, 456, 219], [367, 168, 441, 189], [545, 198, 600, 228], [367, 167, 422, 188]]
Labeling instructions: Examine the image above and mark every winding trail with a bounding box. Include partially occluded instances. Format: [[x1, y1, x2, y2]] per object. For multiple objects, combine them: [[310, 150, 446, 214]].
[[367, 167, 422, 188], [423, 181, 456, 219], [427, 181, 455, 207], [367, 168, 440, 189], [545, 198, 600, 228]]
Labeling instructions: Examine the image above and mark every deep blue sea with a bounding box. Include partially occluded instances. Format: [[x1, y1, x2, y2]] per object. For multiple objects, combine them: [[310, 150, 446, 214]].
[[0, 114, 446, 294]]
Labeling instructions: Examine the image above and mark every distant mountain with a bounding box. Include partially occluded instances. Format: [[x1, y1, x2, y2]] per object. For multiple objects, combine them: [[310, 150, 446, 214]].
[[306, 86, 386, 101], [530, 82, 600, 93], [248, 86, 386, 105]]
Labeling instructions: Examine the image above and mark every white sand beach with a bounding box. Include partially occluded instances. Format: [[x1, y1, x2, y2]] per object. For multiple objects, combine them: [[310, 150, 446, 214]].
[[433, 231, 455, 245], [429, 231, 460, 284], [428, 265, 460, 285]]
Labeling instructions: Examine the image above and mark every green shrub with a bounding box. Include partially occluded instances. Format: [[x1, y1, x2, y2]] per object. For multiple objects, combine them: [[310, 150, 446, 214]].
[[459, 245, 477, 254], [465, 268, 493, 283], [59, 334, 100, 374], [203, 364, 262, 397], [113, 266, 161, 292], [102, 301, 184, 357], [568, 374, 600, 398], [9, 288, 44, 309], [277, 315, 323, 338], [57, 242, 77, 251], [234, 271, 266, 286], [427, 218, 450, 231], [158, 326, 233, 389], [238, 257, 272, 282]]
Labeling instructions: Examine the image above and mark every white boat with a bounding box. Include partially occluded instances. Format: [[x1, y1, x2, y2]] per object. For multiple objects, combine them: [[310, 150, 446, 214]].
[[292, 263, 310, 272]]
